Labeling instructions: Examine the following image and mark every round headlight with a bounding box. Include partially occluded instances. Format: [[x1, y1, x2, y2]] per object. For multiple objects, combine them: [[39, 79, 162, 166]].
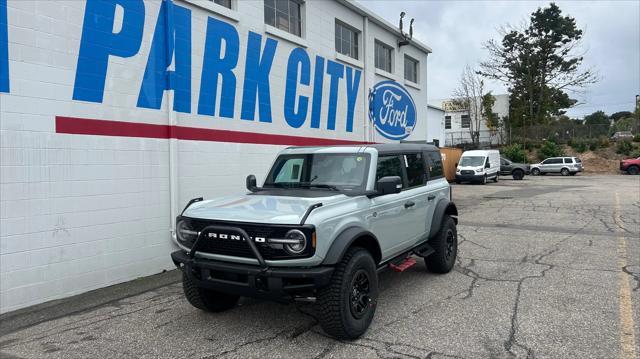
[[177, 220, 198, 246], [284, 229, 307, 255]]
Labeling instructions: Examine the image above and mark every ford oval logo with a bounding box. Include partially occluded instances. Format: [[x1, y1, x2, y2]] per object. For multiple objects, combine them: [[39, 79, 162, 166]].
[[368, 81, 417, 140]]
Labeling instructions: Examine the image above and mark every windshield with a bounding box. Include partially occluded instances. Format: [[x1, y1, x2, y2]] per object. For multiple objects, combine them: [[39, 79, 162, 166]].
[[459, 156, 485, 167], [264, 153, 370, 191]]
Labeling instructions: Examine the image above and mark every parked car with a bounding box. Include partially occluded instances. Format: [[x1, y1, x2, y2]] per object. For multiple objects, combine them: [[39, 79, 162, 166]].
[[500, 157, 530, 180], [610, 131, 634, 141], [455, 150, 500, 184], [530, 157, 583, 176], [619, 157, 640, 175], [171, 144, 458, 339]]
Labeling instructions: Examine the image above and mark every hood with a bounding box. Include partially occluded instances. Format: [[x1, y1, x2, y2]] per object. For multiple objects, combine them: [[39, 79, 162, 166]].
[[183, 192, 347, 224]]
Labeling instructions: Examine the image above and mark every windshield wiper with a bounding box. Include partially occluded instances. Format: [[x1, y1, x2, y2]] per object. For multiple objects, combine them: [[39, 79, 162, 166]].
[[298, 183, 340, 191]]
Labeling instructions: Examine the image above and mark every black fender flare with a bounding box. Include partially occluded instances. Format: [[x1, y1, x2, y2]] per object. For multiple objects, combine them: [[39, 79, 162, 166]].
[[322, 227, 381, 265], [428, 199, 458, 239]]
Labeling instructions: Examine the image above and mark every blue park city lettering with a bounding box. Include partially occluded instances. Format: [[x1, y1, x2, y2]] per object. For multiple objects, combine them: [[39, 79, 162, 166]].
[[0, 0, 362, 133]]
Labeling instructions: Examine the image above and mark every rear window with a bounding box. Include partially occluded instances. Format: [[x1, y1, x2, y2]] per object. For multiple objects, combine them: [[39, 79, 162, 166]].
[[575, 158, 582, 163], [426, 151, 444, 179], [404, 153, 426, 188]]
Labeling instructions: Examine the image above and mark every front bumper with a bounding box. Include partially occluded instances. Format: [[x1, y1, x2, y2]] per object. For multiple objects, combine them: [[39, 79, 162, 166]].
[[171, 250, 334, 302], [455, 173, 484, 182]]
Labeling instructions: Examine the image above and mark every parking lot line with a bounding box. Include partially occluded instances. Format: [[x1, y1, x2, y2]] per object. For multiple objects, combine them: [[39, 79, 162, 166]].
[[615, 192, 637, 359]]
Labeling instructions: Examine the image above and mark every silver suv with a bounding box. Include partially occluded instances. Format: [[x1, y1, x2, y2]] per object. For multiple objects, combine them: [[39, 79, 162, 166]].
[[171, 144, 458, 339], [530, 156, 583, 176]]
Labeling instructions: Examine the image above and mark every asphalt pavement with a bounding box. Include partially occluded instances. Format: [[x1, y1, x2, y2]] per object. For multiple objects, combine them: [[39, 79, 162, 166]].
[[1, 174, 639, 358]]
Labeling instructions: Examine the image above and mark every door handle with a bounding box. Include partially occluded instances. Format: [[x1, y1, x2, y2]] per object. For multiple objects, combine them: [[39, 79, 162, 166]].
[[427, 195, 436, 201], [404, 201, 415, 208]]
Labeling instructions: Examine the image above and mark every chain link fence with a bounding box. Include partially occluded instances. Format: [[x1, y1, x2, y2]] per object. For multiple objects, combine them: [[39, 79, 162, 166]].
[[445, 122, 638, 149]]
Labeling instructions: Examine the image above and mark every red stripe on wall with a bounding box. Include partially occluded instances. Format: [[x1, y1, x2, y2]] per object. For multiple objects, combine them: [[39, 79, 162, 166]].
[[55, 116, 371, 146]]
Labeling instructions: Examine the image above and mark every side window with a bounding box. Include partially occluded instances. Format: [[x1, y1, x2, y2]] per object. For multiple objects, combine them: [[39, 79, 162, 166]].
[[404, 153, 426, 187], [274, 158, 304, 183], [541, 159, 550, 164], [564, 158, 573, 164], [549, 158, 562, 164], [426, 151, 444, 179], [376, 156, 404, 187]]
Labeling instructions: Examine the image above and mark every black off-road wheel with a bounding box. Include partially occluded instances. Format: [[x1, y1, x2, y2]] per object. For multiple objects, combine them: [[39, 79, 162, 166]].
[[627, 166, 639, 175], [512, 169, 524, 180], [182, 271, 239, 312], [317, 247, 379, 340], [425, 216, 458, 273]]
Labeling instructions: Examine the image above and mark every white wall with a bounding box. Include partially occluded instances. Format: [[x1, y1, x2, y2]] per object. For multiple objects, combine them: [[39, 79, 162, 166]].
[[426, 106, 445, 145], [0, 0, 431, 313]]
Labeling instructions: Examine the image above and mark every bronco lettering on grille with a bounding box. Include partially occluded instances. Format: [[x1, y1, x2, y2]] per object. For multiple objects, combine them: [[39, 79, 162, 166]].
[[206, 232, 266, 243]]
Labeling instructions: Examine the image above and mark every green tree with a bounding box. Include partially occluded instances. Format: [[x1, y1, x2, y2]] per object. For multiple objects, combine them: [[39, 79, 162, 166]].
[[584, 111, 610, 137], [482, 92, 497, 129], [610, 111, 632, 122], [479, 3, 597, 128], [612, 116, 640, 134]]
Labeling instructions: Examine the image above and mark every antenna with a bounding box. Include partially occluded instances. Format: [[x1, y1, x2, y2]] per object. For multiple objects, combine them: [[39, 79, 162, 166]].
[[398, 12, 412, 47]]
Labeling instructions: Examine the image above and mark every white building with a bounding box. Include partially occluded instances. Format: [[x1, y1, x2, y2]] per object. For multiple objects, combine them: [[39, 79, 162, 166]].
[[426, 104, 445, 146], [0, 0, 436, 313], [440, 94, 509, 146]]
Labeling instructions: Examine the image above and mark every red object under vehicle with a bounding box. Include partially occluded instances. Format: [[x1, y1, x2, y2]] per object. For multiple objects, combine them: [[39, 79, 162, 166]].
[[619, 157, 640, 175]]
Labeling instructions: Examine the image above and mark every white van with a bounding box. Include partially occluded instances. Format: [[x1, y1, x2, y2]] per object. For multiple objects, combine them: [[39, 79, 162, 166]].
[[455, 150, 500, 184]]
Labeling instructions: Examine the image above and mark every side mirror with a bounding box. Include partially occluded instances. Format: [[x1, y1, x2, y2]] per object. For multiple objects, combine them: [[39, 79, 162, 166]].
[[246, 175, 258, 192], [375, 176, 402, 195], [455, 162, 458, 167], [485, 162, 490, 169]]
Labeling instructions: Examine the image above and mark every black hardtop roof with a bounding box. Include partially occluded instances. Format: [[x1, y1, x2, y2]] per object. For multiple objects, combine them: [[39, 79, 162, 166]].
[[285, 143, 440, 155], [366, 143, 439, 154]]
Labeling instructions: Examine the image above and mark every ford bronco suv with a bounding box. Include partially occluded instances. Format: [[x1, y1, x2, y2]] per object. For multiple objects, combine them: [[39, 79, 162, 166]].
[[171, 144, 458, 339]]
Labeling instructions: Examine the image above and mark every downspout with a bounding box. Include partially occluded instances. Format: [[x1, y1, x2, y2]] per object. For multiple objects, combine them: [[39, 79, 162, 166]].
[[362, 16, 369, 143], [165, 0, 179, 241]]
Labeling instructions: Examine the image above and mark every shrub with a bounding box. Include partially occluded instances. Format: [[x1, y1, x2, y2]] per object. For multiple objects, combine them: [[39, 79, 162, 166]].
[[615, 140, 633, 155], [634, 134, 640, 143], [588, 139, 598, 151], [570, 139, 587, 153], [597, 136, 611, 148], [538, 140, 564, 160], [501, 144, 527, 163]]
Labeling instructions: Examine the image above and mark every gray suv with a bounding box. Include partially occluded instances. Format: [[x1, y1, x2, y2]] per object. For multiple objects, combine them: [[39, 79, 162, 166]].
[[531, 156, 583, 176], [171, 144, 458, 339]]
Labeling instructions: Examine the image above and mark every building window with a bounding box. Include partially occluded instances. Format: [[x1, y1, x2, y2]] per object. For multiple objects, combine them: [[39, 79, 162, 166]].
[[445, 116, 451, 129], [404, 55, 418, 83], [461, 114, 470, 128], [212, 0, 232, 9], [335, 21, 359, 60], [264, 0, 302, 37], [375, 40, 393, 73]]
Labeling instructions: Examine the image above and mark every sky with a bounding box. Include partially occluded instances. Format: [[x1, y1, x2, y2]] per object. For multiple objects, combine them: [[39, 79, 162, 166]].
[[359, 0, 640, 119]]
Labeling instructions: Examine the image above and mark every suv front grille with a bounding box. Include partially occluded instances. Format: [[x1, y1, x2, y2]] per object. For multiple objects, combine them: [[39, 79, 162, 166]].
[[185, 218, 314, 260], [461, 170, 475, 175]]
